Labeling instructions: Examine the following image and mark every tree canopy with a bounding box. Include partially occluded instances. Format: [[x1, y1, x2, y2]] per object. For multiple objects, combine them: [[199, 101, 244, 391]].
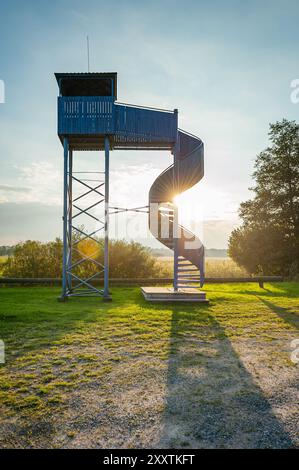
[[229, 119, 299, 276]]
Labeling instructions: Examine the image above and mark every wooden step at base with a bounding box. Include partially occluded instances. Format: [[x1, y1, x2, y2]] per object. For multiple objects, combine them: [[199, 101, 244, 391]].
[[178, 275, 199, 278], [177, 285, 200, 289], [141, 287, 209, 303]]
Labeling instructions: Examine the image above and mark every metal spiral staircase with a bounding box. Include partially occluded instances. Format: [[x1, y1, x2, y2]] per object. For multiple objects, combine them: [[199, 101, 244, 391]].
[[149, 129, 205, 290]]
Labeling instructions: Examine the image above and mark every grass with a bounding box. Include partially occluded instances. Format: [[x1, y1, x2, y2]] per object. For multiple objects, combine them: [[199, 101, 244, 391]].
[[0, 283, 298, 448]]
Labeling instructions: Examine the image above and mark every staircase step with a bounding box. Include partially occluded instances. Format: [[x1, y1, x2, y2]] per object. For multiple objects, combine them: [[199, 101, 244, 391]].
[[177, 268, 198, 272], [177, 279, 200, 283], [178, 275, 199, 279], [177, 285, 200, 289], [178, 270, 199, 274]]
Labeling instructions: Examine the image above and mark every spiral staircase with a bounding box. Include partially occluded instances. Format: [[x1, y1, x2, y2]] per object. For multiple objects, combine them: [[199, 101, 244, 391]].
[[149, 129, 205, 291]]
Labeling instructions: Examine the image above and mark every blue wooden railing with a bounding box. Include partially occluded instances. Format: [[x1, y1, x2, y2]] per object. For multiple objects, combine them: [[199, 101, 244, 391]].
[[58, 96, 115, 134], [58, 97, 177, 144], [114, 103, 177, 144]]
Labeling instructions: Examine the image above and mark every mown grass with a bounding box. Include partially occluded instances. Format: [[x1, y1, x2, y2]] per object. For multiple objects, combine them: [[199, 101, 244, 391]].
[[0, 283, 298, 447]]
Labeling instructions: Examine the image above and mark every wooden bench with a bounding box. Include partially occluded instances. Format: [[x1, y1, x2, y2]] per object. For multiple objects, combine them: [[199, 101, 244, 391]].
[[0, 276, 283, 288]]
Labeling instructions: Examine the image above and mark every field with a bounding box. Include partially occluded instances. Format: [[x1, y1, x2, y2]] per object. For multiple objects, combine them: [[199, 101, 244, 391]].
[[0, 255, 247, 279], [156, 257, 248, 278], [0, 283, 298, 448]]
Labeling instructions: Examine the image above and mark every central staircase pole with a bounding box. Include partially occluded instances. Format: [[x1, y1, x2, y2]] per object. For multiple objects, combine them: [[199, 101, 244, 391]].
[[173, 127, 179, 292]]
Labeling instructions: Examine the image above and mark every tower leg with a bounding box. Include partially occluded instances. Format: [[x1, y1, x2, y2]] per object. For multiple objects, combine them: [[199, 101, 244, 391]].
[[67, 149, 73, 293], [59, 137, 69, 301], [103, 136, 112, 301]]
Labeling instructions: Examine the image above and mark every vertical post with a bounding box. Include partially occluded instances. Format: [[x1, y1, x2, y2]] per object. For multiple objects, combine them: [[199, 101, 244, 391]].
[[60, 137, 69, 301], [173, 156, 179, 292], [103, 136, 111, 300], [67, 149, 73, 292], [173, 110, 179, 292]]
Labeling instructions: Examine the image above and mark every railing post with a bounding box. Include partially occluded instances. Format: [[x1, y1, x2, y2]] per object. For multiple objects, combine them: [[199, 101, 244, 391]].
[[103, 136, 112, 301], [59, 137, 69, 301]]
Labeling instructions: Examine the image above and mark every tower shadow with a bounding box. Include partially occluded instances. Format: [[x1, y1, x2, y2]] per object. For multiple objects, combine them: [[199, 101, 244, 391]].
[[157, 304, 294, 448], [258, 297, 299, 330]]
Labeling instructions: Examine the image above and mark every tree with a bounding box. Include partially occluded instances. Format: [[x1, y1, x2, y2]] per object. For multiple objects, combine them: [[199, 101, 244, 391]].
[[229, 119, 299, 276]]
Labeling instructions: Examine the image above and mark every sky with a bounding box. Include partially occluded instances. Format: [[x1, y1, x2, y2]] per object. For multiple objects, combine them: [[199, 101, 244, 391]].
[[0, 0, 299, 248]]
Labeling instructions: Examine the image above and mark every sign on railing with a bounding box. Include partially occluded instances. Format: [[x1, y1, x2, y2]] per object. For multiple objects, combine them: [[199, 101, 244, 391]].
[[58, 96, 115, 134]]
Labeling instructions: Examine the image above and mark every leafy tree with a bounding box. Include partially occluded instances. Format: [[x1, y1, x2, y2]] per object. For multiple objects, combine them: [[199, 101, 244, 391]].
[[229, 119, 299, 276]]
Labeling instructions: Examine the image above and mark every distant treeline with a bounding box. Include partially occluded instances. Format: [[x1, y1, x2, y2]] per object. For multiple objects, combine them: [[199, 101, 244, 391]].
[[0, 246, 14, 256], [1, 239, 171, 279], [151, 247, 227, 258], [1, 244, 228, 259]]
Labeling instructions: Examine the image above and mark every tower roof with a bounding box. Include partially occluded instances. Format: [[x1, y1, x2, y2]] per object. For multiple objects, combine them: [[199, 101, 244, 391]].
[[55, 72, 117, 98]]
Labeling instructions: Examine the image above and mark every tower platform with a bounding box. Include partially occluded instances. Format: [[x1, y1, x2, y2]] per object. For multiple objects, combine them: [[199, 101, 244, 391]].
[[141, 287, 209, 303]]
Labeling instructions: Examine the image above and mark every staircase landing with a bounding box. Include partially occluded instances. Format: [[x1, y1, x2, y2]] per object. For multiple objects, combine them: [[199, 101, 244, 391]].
[[141, 287, 209, 303]]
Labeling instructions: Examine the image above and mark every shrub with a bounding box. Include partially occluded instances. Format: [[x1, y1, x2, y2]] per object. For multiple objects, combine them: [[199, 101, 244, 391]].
[[3, 239, 63, 278], [3, 238, 165, 279]]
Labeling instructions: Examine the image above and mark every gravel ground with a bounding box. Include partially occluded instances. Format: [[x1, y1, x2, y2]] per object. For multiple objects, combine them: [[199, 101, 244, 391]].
[[2, 333, 298, 449], [0, 286, 298, 448]]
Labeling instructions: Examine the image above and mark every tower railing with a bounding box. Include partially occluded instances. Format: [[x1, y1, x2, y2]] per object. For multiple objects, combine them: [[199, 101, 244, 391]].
[[114, 102, 177, 143], [58, 96, 115, 135], [58, 97, 177, 145]]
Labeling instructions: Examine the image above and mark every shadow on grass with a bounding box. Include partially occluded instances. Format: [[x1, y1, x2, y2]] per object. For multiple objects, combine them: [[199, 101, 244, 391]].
[[258, 298, 299, 330], [144, 300, 294, 448]]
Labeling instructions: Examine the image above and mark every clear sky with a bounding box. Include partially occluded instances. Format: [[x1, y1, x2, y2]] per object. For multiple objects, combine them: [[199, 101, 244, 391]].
[[0, 0, 298, 248]]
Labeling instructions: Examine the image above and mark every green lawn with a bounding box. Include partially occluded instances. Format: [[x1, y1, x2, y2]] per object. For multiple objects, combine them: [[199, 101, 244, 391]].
[[0, 283, 298, 448]]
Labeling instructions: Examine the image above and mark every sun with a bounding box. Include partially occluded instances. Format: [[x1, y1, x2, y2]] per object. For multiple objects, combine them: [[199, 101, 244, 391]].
[[173, 184, 237, 224], [173, 193, 183, 208], [173, 190, 200, 219]]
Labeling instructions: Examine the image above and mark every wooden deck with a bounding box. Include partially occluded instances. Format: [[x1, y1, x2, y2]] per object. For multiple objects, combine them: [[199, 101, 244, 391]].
[[141, 286, 209, 303]]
